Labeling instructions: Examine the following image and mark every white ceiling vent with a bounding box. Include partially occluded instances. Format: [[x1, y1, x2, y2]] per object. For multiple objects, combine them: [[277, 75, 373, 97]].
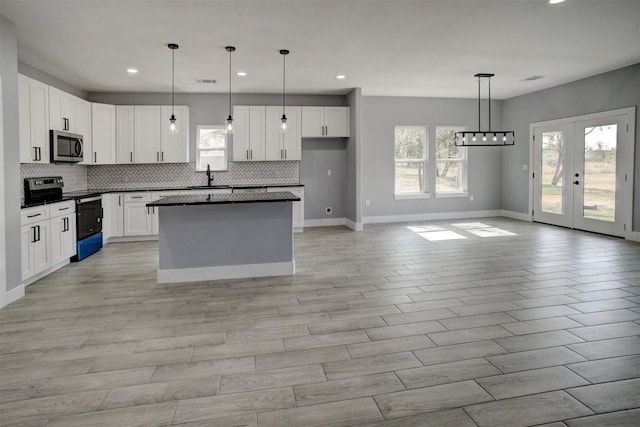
[[522, 75, 545, 81], [196, 79, 217, 84]]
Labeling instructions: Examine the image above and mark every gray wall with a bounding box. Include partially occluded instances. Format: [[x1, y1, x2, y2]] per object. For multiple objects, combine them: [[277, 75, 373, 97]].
[[18, 61, 87, 99], [361, 96, 503, 217], [501, 63, 640, 230], [346, 88, 362, 224], [1, 14, 21, 292], [89, 92, 349, 219], [301, 139, 346, 220]]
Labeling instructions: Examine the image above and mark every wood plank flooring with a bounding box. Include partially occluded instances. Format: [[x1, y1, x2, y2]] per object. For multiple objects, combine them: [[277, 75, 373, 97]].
[[1, 218, 639, 426]]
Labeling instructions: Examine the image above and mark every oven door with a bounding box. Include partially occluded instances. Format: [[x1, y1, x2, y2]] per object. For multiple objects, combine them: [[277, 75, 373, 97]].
[[76, 197, 102, 240]]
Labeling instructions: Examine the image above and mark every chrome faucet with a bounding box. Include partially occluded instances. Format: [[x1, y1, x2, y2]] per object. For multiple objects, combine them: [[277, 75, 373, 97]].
[[206, 164, 214, 187]]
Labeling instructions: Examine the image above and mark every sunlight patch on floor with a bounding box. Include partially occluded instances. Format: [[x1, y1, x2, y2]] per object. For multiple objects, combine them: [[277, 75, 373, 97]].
[[408, 221, 517, 241]]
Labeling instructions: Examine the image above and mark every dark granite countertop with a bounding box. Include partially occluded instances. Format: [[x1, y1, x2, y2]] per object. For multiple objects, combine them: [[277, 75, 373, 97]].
[[22, 184, 304, 209], [147, 192, 301, 207]]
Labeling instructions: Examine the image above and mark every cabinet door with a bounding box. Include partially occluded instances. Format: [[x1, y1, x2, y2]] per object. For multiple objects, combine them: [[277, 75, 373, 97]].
[[50, 215, 65, 265], [65, 215, 77, 258], [124, 202, 152, 236], [18, 76, 32, 163], [30, 79, 50, 163], [21, 225, 35, 281], [324, 107, 350, 137], [48, 86, 66, 131], [116, 106, 135, 163], [248, 106, 265, 160], [301, 107, 324, 137], [160, 105, 189, 163], [75, 99, 92, 165], [232, 106, 250, 161], [110, 194, 125, 237], [282, 107, 301, 160], [32, 221, 51, 275], [91, 103, 116, 164], [134, 106, 161, 163], [265, 107, 283, 161]]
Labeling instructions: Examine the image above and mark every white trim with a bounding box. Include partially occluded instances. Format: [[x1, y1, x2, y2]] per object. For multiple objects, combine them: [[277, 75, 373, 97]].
[[627, 231, 640, 243], [436, 192, 469, 199], [4, 285, 25, 307], [106, 235, 159, 244], [363, 210, 502, 224], [345, 218, 363, 231], [0, 78, 6, 309], [394, 193, 432, 200], [529, 107, 637, 129], [158, 261, 295, 284], [499, 210, 532, 222], [304, 218, 347, 227]]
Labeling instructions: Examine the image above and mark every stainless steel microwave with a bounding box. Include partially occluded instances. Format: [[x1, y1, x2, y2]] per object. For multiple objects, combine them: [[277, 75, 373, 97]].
[[50, 130, 83, 163]]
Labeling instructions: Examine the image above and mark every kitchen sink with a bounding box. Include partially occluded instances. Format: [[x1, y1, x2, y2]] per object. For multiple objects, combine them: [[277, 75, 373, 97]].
[[188, 185, 230, 189]]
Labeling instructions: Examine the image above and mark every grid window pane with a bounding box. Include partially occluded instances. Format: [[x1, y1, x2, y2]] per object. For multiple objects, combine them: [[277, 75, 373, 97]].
[[198, 128, 226, 149], [436, 127, 467, 192], [395, 127, 427, 195], [196, 126, 227, 171]]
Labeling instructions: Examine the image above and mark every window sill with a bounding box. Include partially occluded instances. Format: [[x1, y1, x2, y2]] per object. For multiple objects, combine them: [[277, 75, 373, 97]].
[[436, 192, 469, 198], [394, 193, 432, 200]]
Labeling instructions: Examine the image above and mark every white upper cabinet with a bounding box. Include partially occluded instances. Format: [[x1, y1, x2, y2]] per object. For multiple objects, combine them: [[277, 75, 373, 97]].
[[265, 106, 301, 161], [134, 105, 189, 164], [74, 99, 92, 165], [301, 106, 350, 138], [134, 106, 161, 163], [160, 105, 189, 163], [18, 74, 50, 163], [49, 85, 92, 164], [91, 103, 116, 164], [115, 106, 135, 163], [232, 106, 265, 161]]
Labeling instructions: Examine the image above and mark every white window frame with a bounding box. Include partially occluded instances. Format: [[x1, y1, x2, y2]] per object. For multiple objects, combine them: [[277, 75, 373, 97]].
[[394, 126, 430, 199], [195, 125, 228, 172], [435, 126, 469, 197]]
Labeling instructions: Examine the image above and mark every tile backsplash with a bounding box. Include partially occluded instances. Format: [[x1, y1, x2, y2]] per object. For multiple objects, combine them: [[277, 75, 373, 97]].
[[21, 161, 300, 195], [87, 161, 300, 190]]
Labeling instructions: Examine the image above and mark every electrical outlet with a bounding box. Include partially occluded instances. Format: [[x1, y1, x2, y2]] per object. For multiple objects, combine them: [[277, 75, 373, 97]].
[[325, 207, 333, 215], [522, 164, 528, 171], [365, 199, 370, 207], [469, 195, 474, 201], [327, 169, 332, 176]]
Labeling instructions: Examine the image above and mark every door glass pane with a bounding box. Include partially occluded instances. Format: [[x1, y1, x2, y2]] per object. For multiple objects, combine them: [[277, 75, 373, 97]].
[[583, 124, 617, 222], [541, 131, 564, 214]]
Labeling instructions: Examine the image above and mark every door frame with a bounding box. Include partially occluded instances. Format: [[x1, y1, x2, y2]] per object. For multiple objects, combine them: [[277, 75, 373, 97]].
[[528, 106, 636, 238]]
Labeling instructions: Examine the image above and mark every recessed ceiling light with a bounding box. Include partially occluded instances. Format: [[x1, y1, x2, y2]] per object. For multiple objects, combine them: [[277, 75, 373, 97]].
[[237, 71, 247, 77], [548, 0, 565, 4], [126, 68, 138, 74], [336, 74, 346, 80]]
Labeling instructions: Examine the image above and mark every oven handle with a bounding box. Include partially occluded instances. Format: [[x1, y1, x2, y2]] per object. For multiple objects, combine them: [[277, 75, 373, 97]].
[[77, 196, 102, 204]]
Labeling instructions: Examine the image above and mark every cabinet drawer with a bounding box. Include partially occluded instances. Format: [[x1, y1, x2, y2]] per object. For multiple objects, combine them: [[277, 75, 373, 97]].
[[21, 205, 50, 225], [124, 193, 152, 203], [50, 200, 76, 218]]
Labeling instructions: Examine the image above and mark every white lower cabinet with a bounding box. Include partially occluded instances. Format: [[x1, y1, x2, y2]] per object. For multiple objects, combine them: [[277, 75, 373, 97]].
[[267, 187, 304, 231], [123, 193, 154, 236], [21, 201, 77, 284], [103, 193, 125, 241]]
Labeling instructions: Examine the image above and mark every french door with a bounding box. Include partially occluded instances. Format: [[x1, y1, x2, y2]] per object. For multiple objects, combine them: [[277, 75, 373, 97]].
[[532, 108, 635, 237]]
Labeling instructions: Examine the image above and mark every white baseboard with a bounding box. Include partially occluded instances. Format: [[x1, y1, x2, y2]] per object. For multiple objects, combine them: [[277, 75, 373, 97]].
[[363, 210, 502, 224], [106, 235, 159, 244], [345, 218, 364, 231], [158, 261, 295, 284], [304, 218, 347, 227], [627, 231, 640, 242], [2, 284, 25, 308], [22, 259, 70, 287], [499, 210, 532, 222]]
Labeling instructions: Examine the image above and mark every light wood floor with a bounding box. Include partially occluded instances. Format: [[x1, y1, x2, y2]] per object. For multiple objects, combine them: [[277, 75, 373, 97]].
[[1, 218, 639, 426]]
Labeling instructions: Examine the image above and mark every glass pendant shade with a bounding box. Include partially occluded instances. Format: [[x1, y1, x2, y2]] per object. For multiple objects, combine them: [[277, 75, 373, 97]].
[[280, 114, 287, 133], [169, 114, 178, 134]]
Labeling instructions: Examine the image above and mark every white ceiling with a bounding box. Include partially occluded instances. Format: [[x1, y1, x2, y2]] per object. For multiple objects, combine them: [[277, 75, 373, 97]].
[[1, 0, 639, 99]]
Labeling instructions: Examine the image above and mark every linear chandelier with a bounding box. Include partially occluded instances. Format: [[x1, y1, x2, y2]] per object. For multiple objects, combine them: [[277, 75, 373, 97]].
[[455, 73, 514, 147]]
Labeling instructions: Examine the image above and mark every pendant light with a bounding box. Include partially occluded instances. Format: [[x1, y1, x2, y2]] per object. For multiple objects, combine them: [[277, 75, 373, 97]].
[[279, 49, 289, 133], [225, 46, 236, 134], [454, 73, 515, 147], [168, 43, 179, 134]]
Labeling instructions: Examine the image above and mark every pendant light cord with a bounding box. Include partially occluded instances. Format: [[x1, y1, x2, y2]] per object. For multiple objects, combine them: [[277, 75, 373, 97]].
[[228, 48, 232, 117], [282, 52, 286, 116], [172, 47, 175, 116]]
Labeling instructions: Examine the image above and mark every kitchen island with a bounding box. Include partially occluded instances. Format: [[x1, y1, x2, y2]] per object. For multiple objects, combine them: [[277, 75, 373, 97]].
[[147, 191, 301, 284]]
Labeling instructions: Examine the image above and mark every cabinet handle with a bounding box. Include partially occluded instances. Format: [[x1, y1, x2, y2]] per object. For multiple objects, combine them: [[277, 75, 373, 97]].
[[161, 152, 164, 162], [62, 217, 67, 232], [36, 225, 40, 242], [33, 147, 38, 161], [250, 150, 253, 160], [27, 213, 41, 218], [246, 149, 249, 160], [280, 149, 283, 159], [156, 152, 159, 161], [59, 207, 70, 211], [147, 206, 150, 214], [284, 149, 287, 159], [130, 152, 133, 163], [118, 195, 122, 206], [31, 226, 37, 243], [94, 152, 97, 163], [131, 196, 143, 199]]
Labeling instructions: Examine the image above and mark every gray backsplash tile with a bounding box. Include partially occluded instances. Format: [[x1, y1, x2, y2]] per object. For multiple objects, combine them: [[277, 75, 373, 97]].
[[20, 163, 89, 198]]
